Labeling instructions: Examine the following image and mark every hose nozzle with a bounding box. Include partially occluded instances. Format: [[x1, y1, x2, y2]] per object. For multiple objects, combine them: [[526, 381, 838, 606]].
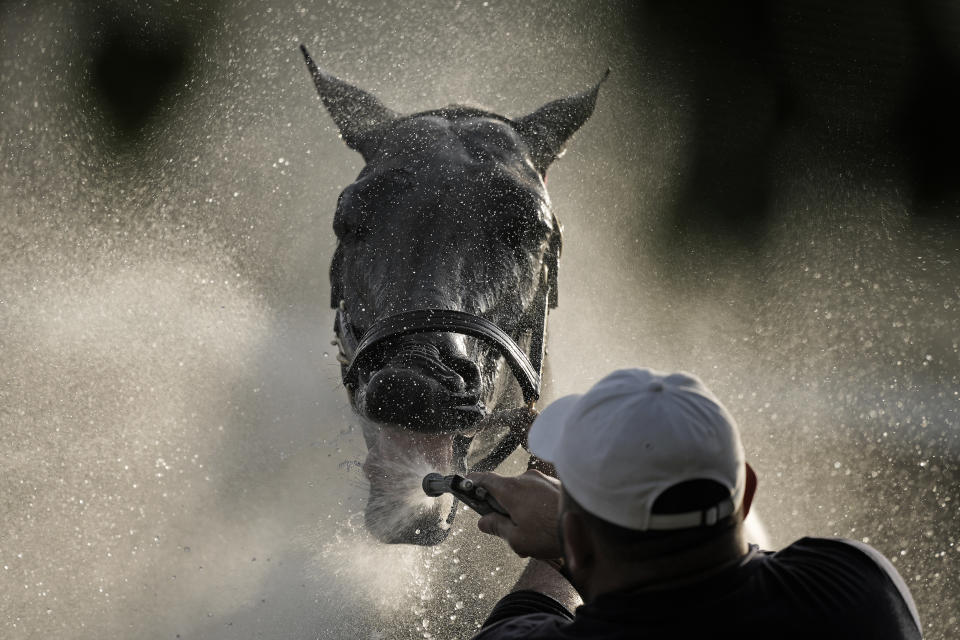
[[421, 472, 508, 516], [422, 472, 450, 497]]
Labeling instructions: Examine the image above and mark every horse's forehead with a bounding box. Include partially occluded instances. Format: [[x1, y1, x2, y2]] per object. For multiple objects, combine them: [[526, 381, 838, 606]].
[[378, 115, 526, 162]]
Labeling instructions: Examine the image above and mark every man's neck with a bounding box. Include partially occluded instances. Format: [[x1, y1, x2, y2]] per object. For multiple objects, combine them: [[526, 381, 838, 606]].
[[583, 526, 751, 601]]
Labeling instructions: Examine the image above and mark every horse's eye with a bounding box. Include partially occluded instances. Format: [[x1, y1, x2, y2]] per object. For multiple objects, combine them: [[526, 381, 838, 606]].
[[334, 172, 411, 240], [480, 180, 548, 244], [333, 191, 373, 241], [501, 209, 551, 247], [491, 191, 552, 245]]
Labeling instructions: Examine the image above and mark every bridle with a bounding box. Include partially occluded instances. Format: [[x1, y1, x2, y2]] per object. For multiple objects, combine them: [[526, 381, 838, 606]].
[[332, 222, 562, 474]]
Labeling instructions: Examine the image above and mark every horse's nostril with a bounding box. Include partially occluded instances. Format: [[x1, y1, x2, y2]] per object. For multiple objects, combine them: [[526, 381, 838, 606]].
[[446, 354, 481, 394]]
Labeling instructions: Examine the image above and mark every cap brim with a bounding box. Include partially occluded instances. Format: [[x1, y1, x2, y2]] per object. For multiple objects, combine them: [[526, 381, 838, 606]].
[[527, 394, 582, 463]]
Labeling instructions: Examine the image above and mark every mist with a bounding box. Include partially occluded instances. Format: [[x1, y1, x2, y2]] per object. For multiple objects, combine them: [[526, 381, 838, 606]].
[[2, 1, 958, 638]]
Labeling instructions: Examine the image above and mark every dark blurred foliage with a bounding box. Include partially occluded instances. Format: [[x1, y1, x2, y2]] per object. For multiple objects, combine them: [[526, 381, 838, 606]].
[[897, 19, 960, 219], [89, 15, 189, 136], [77, 2, 218, 146], [627, 0, 960, 253], [60, 0, 960, 243]]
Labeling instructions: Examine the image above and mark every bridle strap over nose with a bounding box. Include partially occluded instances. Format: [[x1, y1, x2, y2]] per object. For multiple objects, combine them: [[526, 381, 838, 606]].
[[335, 279, 549, 405]]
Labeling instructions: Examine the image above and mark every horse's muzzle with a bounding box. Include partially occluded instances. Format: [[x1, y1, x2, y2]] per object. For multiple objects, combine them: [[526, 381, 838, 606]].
[[359, 339, 485, 431]]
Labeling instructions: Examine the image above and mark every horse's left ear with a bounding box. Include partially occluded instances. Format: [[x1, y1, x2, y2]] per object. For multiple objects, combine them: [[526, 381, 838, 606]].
[[300, 44, 397, 162], [515, 69, 609, 176]]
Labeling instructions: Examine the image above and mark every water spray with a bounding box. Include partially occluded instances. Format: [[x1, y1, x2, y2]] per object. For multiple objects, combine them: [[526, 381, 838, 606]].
[[422, 473, 509, 516]]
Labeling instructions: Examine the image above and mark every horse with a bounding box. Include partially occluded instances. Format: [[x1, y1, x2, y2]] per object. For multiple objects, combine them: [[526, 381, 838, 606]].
[[301, 45, 604, 545]]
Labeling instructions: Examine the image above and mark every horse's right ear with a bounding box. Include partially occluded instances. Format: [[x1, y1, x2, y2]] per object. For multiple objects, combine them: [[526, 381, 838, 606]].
[[300, 45, 396, 162], [515, 69, 609, 176]]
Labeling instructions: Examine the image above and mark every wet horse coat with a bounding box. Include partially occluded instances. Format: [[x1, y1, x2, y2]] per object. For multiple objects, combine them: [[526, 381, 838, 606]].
[[301, 45, 604, 544]]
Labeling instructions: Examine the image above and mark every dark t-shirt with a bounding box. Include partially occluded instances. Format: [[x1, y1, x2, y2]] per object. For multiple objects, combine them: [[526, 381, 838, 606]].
[[472, 537, 922, 639]]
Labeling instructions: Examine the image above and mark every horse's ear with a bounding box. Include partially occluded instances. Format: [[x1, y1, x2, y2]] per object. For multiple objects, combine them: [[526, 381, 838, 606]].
[[300, 45, 396, 162], [515, 69, 609, 176]]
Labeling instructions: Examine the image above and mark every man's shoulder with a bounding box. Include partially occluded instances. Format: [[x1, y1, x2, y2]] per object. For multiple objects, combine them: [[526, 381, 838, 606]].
[[771, 536, 913, 596], [767, 536, 921, 635], [775, 535, 907, 576]]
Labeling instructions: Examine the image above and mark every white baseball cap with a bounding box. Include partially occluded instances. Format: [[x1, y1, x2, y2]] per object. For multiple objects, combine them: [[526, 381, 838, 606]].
[[528, 368, 746, 531]]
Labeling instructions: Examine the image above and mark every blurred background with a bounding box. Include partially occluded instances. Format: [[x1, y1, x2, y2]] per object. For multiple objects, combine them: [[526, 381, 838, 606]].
[[1, 0, 957, 638]]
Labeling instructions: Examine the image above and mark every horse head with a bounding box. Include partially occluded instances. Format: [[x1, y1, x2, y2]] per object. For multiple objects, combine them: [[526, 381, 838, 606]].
[[301, 45, 604, 544]]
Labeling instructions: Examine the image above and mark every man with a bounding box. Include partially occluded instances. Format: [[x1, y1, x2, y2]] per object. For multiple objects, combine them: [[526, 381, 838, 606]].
[[468, 368, 922, 639]]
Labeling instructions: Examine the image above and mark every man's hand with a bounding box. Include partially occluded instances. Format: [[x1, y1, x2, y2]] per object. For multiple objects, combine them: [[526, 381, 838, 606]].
[[466, 469, 563, 560]]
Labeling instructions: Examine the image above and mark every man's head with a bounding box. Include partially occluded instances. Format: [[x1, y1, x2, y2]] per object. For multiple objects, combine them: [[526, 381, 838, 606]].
[[528, 369, 757, 592]]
